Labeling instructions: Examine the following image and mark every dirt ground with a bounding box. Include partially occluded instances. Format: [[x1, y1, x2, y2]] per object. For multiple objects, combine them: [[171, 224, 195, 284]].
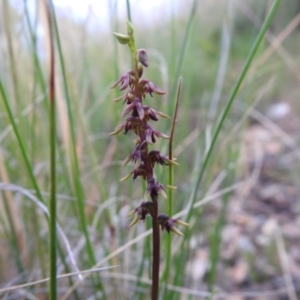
[[187, 99, 300, 299]]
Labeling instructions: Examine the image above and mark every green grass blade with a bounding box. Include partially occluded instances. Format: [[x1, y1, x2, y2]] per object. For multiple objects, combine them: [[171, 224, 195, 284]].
[[171, 0, 281, 294], [23, 0, 48, 111], [46, 2, 57, 299], [161, 78, 182, 290], [48, 0, 107, 295], [126, 0, 132, 23], [185, 0, 281, 223], [0, 80, 44, 204], [168, 0, 196, 117], [207, 147, 237, 291]]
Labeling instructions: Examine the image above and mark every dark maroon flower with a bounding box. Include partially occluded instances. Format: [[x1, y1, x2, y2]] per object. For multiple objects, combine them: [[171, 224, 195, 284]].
[[139, 79, 166, 97], [142, 106, 170, 122], [121, 97, 144, 120], [144, 177, 167, 200], [142, 105, 158, 121], [119, 163, 147, 182], [148, 150, 179, 168], [157, 214, 188, 236], [144, 124, 170, 145], [133, 164, 147, 180], [123, 89, 135, 104], [111, 71, 135, 91], [127, 202, 154, 227], [123, 147, 142, 169], [109, 116, 140, 136]]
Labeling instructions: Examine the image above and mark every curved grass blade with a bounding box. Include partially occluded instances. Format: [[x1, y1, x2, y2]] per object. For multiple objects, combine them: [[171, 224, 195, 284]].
[[48, 0, 107, 296], [45, 1, 57, 298]]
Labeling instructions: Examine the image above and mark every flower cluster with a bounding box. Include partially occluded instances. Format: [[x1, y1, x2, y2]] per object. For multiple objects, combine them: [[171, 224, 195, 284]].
[[110, 21, 187, 237]]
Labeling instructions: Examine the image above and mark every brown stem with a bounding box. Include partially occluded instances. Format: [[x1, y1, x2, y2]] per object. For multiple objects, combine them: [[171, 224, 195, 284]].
[[151, 194, 160, 300]]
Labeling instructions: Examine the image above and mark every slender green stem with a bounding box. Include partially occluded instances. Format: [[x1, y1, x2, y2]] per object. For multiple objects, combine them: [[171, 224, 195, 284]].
[[49, 0, 92, 262], [2, 194, 24, 273], [0, 82, 44, 204], [208, 148, 236, 291], [23, 0, 48, 111], [185, 0, 281, 223], [48, 0, 106, 295], [3, 0, 20, 111], [169, 0, 196, 116], [46, 2, 57, 299], [170, 1, 281, 294], [163, 78, 182, 286], [125, 0, 132, 23]]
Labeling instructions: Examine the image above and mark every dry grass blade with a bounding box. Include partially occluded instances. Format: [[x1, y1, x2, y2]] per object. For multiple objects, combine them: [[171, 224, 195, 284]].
[[0, 183, 82, 280], [0, 266, 118, 294]]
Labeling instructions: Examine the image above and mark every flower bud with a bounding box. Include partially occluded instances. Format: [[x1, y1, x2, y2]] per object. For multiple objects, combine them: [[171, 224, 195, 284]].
[[157, 214, 188, 237], [113, 32, 130, 45], [127, 20, 134, 36], [137, 49, 149, 67], [138, 63, 143, 78]]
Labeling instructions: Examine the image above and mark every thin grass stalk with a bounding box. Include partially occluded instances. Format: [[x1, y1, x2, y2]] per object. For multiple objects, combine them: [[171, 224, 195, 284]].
[[162, 78, 182, 288], [1, 4, 78, 290], [184, 0, 281, 224], [171, 0, 281, 293], [1, 194, 24, 273], [125, 0, 132, 23], [2, 0, 20, 112], [46, 1, 57, 299], [208, 10, 232, 121], [47, 2, 107, 295], [168, 0, 196, 117], [24, 1, 79, 288], [0, 82, 45, 204], [23, 0, 48, 111], [208, 148, 236, 292], [170, 0, 176, 76], [0, 72, 49, 282], [136, 225, 150, 300]]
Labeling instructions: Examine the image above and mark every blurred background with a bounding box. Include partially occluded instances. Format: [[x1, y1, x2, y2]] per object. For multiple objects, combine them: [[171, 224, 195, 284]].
[[1, 0, 300, 299]]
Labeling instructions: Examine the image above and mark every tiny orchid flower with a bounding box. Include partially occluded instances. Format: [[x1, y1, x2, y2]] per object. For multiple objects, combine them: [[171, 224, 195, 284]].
[[157, 214, 189, 236], [111, 71, 135, 91], [142, 106, 171, 122], [127, 202, 154, 227], [109, 117, 140, 136], [122, 147, 142, 169], [144, 177, 167, 201], [121, 97, 144, 120], [144, 124, 170, 144], [139, 79, 166, 97], [148, 150, 179, 167]]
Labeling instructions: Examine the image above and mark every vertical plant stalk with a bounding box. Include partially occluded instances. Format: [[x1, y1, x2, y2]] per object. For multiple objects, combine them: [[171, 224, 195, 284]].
[[169, 0, 281, 293], [125, 0, 132, 23], [111, 21, 188, 300], [47, 2, 107, 295], [163, 78, 182, 285], [169, 0, 196, 116], [151, 195, 160, 300], [46, 1, 57, 299]]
